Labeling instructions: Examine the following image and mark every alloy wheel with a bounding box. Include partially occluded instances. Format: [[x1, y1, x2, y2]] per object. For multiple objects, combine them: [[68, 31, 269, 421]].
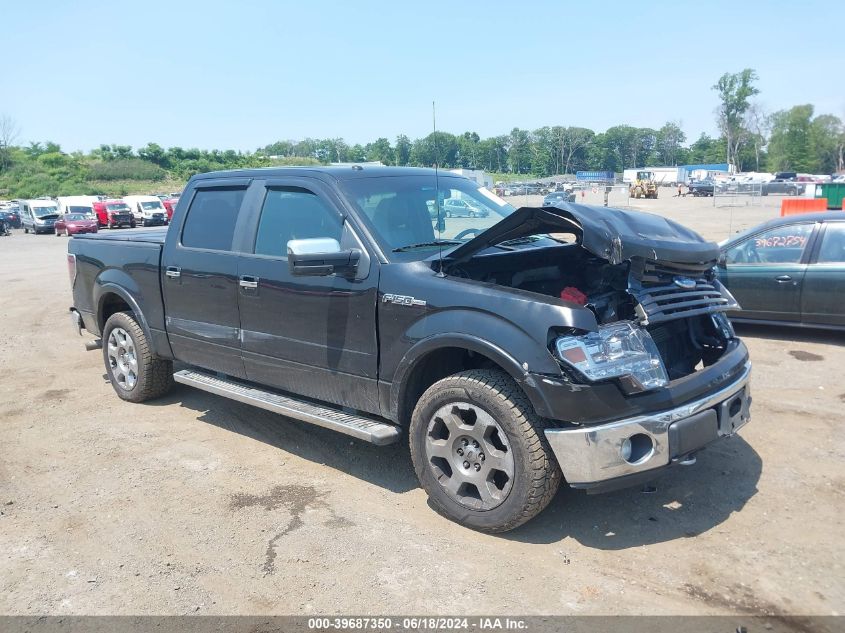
[[107, 327, 139, 390], [424, 402, 515, 510]]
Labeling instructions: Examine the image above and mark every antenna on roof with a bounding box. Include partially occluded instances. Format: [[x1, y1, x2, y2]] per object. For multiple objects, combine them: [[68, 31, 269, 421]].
[[433, 100, 445, 277]]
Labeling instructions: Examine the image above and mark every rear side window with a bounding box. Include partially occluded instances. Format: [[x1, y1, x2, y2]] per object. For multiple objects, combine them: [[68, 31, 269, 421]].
[[181, 187, 246, 251], [253, 187, 342, 257], [817, 223, 845, 264]]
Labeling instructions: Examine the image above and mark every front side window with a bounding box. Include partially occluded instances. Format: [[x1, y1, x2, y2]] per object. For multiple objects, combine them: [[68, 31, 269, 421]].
[[254, 187, 342, 257], [341, 176, 514, 253], [817, 223, 845, 264], [726, 223, 813, 265], [181, 187, 246, 251]]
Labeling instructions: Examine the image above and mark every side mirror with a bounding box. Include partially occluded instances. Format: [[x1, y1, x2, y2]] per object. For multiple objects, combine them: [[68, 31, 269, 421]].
[[717, 252, 727, 268], [287, 238, 360, 277]]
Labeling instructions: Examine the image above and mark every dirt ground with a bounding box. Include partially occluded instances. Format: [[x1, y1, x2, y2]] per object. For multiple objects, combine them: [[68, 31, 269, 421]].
[[0, 193, 843, 617]]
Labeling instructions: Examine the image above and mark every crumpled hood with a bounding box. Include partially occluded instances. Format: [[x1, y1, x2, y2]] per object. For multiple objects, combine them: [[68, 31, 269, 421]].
[[446, 203, 719, 265]]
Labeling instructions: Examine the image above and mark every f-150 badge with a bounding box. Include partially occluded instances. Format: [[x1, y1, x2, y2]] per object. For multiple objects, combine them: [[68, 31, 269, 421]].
[[382, 294, 426, 307]]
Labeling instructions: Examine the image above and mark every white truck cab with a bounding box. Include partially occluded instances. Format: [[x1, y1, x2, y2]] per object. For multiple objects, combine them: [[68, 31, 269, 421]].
[[122, 195, 168, 227], [57, 196, 98, 219]]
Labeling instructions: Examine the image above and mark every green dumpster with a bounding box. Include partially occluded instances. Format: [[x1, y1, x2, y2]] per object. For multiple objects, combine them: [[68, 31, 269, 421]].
[[815, 183, 845, 209]]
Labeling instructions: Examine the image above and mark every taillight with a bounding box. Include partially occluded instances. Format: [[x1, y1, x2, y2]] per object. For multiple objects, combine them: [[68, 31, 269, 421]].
[[67, 253, 77, 287]]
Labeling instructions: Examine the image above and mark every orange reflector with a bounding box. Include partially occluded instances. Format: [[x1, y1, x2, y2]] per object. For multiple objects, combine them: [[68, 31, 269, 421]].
[[561, 346, 587, 364]]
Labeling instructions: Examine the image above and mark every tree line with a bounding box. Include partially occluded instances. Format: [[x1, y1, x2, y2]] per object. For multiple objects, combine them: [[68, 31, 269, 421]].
[[1, 69, 843, 199]]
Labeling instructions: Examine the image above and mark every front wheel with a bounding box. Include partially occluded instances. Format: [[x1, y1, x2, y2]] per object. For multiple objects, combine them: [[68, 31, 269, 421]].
[[102, 311, 174, 403], [409, 369, 561, 532]]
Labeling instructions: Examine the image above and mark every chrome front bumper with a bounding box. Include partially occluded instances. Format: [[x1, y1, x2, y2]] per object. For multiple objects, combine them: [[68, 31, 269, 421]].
[[545, 362, 752, 486]]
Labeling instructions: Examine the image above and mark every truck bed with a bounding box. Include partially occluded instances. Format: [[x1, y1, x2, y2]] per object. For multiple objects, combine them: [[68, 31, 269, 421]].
[[74, 227, 168, 244], [69, 227, 167, 348]]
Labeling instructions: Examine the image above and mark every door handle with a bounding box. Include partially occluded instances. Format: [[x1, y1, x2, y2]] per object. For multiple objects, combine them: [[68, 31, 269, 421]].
[[774, 275, 792, 283], [165, 266, 181, 279], [239, 275, 259, 289]]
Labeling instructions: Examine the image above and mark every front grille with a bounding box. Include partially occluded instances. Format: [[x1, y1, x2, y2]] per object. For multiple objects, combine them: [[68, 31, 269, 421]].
[[629, 258, 737, 325]]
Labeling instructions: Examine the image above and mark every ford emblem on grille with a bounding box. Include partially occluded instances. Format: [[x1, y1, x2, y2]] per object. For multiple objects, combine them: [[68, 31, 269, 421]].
[[673, 276, 697, 290]]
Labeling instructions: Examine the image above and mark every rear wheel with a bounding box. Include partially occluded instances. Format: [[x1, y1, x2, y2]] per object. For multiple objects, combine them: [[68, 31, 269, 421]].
[[409, 369, 561, 532], [102, 311, 174, 403]]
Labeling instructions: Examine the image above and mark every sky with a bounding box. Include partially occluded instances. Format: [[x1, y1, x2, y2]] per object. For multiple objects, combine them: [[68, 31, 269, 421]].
[[2, 0, 841, 153]]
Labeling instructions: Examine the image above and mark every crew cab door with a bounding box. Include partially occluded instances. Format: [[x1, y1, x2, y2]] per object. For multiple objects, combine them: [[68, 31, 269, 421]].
[[161, 179, 251, 378], [235, 178, 380, 414]]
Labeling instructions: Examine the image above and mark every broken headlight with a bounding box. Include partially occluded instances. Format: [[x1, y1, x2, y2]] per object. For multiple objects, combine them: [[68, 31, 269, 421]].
[[554, 322, 668, 391]]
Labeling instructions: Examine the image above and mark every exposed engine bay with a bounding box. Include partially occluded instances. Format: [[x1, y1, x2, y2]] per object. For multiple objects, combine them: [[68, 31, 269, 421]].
[[445, 241, 736, 381]]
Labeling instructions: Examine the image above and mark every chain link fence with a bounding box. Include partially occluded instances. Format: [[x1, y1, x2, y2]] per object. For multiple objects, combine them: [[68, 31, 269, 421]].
[[713, 181, 763, 207]]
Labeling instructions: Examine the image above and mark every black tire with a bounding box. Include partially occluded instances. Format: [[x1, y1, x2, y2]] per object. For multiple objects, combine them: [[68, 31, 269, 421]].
[[409, 369, 561, 532], [102, 311, 174, 403]]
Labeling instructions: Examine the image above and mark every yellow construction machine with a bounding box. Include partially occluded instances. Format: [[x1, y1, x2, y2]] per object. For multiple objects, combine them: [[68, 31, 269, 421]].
[[629, 171, 658, 199]]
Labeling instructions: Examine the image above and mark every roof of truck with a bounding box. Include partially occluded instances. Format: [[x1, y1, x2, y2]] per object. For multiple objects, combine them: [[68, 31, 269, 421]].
[[190, 166, 460, 182]]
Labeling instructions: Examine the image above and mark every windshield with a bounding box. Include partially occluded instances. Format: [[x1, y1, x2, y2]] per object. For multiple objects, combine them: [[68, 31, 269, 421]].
[[107, 203, 130, 212], [34, 206, 58, 217], [68, 206, 92, 213], [341, 176, 515, 254], [65, 213, 88, 221], [140, 201, 163, 211]]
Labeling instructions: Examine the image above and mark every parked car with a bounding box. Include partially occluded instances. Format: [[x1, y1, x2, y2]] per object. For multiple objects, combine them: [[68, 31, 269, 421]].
[[442, 198, 488, 218], [543, 191, 576, 206], [688, 180, 715, 197], [55, 213, 99, 237], [20, 199, 60, 234], [122, 195, 168, 227], [0, 213, 11, 236], [717, 212, 845, 329], [93, 200, 135, 229], [69, 166, 752, 532], [761, 180, 804, 196], [0, 208, 21, 228]]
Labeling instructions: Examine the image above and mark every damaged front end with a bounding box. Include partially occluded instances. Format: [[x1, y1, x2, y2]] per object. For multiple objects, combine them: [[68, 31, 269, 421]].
[[441, 203, 751, 489], [444, 203, 740, 394]]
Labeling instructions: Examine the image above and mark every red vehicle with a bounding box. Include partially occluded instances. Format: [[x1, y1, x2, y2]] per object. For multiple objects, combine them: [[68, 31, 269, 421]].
[[93, 199, 135, 229], [55, 213, 99, 236], [162, 197, 179, 221]]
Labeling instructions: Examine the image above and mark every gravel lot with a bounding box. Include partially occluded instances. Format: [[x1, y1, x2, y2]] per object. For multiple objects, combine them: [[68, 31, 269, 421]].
[[1, 193, 843, 617]]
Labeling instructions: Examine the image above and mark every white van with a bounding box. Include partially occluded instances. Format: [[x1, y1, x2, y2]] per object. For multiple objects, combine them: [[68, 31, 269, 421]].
[[122, 195, 168, 227], [20, 199, 61, 234], [57, 195, 98, 219]]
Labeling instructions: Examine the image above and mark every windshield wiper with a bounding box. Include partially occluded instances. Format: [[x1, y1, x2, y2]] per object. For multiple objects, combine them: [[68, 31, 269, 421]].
[[392, 239, 463, 252]]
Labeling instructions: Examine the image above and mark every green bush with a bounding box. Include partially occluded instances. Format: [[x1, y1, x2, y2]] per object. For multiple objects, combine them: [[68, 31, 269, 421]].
[[87, 159, 166, 181]]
